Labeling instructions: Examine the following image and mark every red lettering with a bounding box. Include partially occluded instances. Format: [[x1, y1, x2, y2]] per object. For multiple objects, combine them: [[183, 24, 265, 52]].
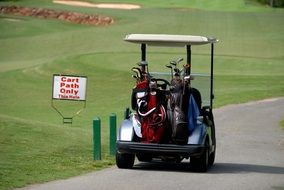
[[58, 76, 82, 100], [61, 77, 79, 83], [61, 76, 66, 82], [73, 83, 79, 88]]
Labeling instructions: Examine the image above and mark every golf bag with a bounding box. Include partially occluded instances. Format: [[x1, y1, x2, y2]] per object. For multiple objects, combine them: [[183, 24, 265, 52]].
[[170, 78, 190, 144], [133, 80, 168, 143]]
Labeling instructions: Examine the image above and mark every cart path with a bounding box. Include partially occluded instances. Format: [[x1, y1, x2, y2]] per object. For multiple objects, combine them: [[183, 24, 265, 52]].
[[17, 98, 284, 190]]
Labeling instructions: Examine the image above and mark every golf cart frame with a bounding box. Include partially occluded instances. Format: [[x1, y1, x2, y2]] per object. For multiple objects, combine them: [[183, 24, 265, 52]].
[[116, 34, 218, 172]]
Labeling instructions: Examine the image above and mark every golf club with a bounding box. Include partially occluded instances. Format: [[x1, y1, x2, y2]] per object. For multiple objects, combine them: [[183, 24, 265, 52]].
[[166, 64, 173, 80]]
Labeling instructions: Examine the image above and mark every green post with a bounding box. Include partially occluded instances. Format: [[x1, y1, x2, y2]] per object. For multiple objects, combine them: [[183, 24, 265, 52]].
[[109, 113, 117, 156], [93, 117, 101, 160]]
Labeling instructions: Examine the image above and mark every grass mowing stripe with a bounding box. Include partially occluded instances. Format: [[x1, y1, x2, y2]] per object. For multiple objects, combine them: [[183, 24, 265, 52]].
[[70, 0, 280, 11], [1, 8, 283, 72]]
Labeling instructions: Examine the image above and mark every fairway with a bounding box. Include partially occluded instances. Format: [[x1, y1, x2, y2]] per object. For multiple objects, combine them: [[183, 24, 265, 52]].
[[0, 0, 284, 189]]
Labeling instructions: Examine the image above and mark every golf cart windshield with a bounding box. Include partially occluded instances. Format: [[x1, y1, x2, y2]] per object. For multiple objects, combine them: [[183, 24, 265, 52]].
[[150, 72, 211, 107]]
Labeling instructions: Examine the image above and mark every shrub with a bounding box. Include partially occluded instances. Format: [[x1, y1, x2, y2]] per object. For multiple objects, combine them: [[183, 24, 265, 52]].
[[255, 0, 284, 7]]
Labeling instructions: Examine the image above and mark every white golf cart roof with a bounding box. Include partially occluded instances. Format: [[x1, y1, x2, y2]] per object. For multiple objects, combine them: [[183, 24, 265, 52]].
[[124, 34, 217, 46]]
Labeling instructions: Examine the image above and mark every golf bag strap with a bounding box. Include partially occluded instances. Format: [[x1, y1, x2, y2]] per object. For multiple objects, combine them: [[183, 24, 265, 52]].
[[138, 106, 156, 117]]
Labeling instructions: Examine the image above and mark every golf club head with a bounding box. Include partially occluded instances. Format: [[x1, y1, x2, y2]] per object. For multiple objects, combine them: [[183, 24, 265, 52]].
[[174, 68, 180, 73], [177, 58, 184, 64], [170, 61, 177, 66], [131, 67, 142, 79], [166, 65, 173, 69], [132, 75, 138, 79]]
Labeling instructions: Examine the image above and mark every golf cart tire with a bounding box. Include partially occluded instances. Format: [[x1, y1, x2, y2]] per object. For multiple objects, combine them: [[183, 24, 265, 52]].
[[116, 151, 135, 169], [191, 139, 209, 172], [208, 147, 216, 166], [209, 115, 216, 166]]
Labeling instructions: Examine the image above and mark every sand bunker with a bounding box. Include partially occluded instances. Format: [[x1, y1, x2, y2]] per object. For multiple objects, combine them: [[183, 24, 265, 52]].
[[53, 0, 141, 10], [0, 6, 114, 26], [2, 17, 21, 22]]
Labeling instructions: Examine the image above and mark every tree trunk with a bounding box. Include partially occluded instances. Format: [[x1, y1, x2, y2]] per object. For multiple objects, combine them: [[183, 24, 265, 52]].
[[269, 0, 274, 7]]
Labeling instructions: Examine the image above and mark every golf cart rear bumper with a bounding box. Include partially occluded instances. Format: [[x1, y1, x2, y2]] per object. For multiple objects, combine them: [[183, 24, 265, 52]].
[[116, 141, 206, 157]]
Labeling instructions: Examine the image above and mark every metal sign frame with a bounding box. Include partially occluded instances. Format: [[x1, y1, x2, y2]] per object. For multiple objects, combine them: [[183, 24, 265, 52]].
[[51, 74, 87, 124]]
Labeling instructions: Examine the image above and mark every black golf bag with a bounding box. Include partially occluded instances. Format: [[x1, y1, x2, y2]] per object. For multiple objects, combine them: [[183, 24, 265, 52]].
[[169, 78, 190, 144]]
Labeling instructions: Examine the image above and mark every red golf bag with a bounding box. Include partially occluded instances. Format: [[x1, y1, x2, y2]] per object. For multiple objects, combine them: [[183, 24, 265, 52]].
[[133, 80, 168, 143]]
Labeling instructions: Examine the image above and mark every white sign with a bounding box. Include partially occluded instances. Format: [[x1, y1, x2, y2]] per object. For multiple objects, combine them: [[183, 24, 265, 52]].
[[52, 75, 87, 101]]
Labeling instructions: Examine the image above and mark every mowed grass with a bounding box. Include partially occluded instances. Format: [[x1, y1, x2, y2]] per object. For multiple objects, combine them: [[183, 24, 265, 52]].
[[0, 0, 284, 189], [6, 0, 283, 11], [281, 120, 284, 130], [0, 114, 114, 189]]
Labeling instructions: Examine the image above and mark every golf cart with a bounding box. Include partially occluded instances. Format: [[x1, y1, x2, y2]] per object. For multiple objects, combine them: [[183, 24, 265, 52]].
[[116, 34, 218, 172]]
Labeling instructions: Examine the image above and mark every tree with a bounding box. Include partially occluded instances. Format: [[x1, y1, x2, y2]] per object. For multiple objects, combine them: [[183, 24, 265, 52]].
[[270, 0, 274, 7], [256, 0, 284, 7]]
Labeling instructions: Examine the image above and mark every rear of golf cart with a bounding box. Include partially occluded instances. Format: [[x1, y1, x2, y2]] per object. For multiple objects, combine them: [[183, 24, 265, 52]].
[[116, 34, 218, 172]]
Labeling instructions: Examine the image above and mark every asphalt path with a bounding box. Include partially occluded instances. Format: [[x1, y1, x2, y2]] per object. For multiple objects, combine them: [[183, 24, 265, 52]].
[[17, 98, 284, 190]]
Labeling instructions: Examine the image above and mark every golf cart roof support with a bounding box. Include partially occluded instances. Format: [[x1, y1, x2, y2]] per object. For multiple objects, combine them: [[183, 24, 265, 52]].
[[141, 43, 146, 61], [186, 45, 191, 75], [140, 43, 147, 72], [210, 43, 214, 109]]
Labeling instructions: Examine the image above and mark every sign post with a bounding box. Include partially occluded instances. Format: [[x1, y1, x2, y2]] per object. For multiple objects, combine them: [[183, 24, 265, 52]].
[[51, 74, 87, 124]]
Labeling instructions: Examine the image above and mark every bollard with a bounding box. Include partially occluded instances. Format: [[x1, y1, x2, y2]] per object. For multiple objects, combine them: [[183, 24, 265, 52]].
[[93, 117, 101, 160], [109, 113, 117, 156]]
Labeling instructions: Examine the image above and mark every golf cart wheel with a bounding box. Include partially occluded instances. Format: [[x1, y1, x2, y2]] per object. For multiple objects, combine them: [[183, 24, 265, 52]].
[[191, 139, 209, 172], [208, 114, 216, 166], [116, 151, 135, 169], [208, 145, 216, 166]]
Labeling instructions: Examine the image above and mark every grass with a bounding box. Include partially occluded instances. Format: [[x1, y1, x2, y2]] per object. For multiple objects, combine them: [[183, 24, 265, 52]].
[[0, 0, 284, 189], [0, 115, 114, 189], [281, 120, 284, 130]]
